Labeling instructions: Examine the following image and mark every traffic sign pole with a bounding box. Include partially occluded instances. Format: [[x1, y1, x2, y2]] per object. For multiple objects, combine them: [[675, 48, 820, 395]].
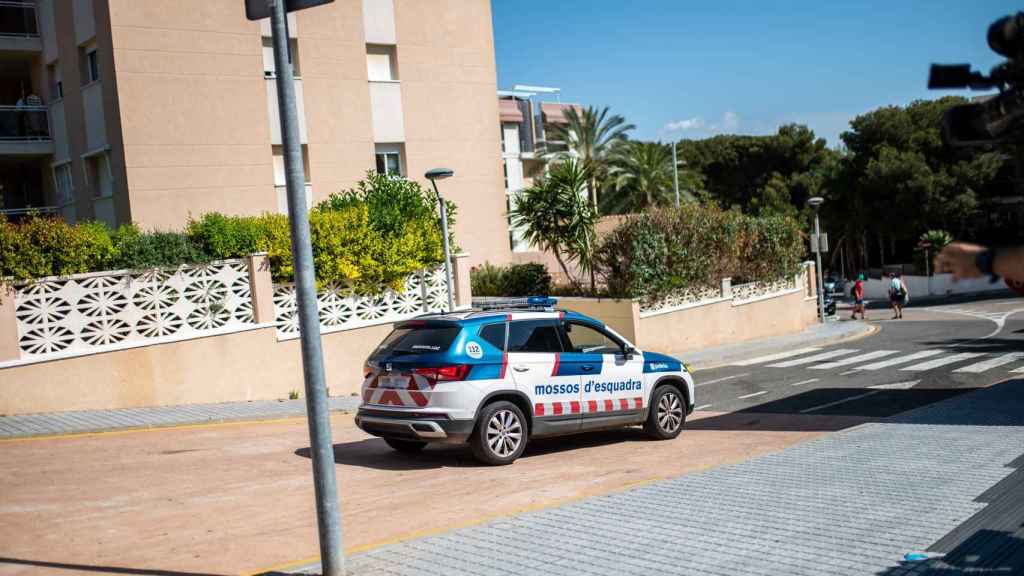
[[267, 0, 344, 574]]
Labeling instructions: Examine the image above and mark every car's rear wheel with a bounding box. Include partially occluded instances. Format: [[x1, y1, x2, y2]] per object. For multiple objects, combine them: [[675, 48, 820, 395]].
[[384, 438, 427, 453], [644, 384, 686, 440], [470, 401, 527, 465]]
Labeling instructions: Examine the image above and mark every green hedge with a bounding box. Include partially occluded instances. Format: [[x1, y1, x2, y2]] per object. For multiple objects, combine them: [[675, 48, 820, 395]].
[[470, 262, 552, 297], [1, 173, 448, 294], [596, 204, 804, 301]]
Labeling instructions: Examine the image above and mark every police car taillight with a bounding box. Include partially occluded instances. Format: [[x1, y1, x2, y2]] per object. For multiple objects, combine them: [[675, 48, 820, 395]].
[[414, 364, 470, 383]]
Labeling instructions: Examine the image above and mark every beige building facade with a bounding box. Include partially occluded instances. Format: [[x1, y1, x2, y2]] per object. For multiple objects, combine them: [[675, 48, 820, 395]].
[[1, 0, 511, 268]]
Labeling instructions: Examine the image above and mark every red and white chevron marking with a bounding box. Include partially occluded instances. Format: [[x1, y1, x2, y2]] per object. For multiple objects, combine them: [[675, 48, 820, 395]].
[[534, 397, 643, 417], [362, 371, 434, 408]]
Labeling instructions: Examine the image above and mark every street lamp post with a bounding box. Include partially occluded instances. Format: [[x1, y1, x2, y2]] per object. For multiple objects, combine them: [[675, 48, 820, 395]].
[[672, 140, 680, 208], [920, 240, 933, 296], [807, 197, 826, 324], [425, 168, 456, 313]]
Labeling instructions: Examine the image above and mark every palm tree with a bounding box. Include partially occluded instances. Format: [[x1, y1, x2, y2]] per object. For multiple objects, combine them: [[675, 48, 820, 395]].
[[545, 106, 635, 210], [508, 160, 599, 292], [603, 141, 677, 214]]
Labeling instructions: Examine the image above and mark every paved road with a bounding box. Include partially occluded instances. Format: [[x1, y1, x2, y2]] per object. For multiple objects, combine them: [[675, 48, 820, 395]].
[[689, 297, 1024, 418]]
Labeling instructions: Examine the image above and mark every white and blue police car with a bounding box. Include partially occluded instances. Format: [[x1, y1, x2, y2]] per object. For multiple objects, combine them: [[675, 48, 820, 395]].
[[355, 297, 695, 465]]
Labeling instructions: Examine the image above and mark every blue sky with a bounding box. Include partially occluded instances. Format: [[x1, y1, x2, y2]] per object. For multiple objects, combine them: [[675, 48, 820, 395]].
[[491, 0, 1018, 146]]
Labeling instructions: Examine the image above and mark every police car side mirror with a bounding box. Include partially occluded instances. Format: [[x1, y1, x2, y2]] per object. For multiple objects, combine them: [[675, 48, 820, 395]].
[[623, 346, 637, 359]]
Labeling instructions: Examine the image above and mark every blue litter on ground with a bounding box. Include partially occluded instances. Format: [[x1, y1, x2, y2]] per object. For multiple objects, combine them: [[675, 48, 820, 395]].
[[904, 552, 930, 562]]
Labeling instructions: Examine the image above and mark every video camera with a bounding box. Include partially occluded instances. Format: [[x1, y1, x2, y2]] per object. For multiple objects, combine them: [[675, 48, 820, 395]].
[[928, 13, 1024, 147]]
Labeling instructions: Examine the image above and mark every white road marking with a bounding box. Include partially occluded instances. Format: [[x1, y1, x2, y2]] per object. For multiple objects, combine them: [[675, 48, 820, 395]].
[[810, 350, 900, 370], [839, 370, 858, 376], [790, 378, 820, 386], [869, 380, 920, 390], [856, 350, 943, 371], [731, 347, 822, 366], [767, 349, 860, 368], [953, 353, 1024, 373], [1011, 365, 1024, 373], [737, 391, 768, 400], [694, 404, 713, 411], [696, 373, 750, 387], [900, 352, 986, 372], [800, 391, 879, 414]]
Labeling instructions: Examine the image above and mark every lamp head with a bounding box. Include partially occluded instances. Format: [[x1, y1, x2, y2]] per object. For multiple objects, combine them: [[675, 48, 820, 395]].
[[424, 168, 454, 181], [806, 196, 824, 209]]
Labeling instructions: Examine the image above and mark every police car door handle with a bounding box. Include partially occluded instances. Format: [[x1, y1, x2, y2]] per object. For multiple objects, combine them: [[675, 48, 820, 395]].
[[513, 365, 530, 372]]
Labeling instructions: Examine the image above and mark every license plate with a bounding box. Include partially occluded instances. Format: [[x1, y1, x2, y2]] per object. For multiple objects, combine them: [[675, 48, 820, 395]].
[[379, 375, 409, 389]]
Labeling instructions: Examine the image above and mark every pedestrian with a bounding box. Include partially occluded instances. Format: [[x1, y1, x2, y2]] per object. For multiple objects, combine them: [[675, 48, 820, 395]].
[[888, 272, 907, 319], [850, 274, 866, 320]]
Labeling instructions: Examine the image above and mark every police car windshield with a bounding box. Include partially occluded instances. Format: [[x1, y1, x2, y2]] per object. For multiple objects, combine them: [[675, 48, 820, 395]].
[[375, 325, 460, 355]]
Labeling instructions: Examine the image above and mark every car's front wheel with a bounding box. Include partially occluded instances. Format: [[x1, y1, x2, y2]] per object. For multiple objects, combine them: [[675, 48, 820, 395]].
[[470, 401, 527, 465], [644, 384, 686, 440], [384, 438, 427, 453]]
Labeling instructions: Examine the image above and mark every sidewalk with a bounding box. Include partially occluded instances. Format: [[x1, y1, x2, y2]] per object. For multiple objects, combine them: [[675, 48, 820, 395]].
[[0, 322, 873, 439], [0, 396, 361, 439], [682, 318, 874, 370], [283, 378, 1024, 576]]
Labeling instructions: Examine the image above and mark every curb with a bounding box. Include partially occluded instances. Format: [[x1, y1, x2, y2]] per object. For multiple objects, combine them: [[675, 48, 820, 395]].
[[0, 408, 357, 442], [689, 322, 879, 372]]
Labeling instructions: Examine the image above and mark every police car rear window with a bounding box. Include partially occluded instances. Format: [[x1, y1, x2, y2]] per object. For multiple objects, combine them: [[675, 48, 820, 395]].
[[375, 325, 460, 355]]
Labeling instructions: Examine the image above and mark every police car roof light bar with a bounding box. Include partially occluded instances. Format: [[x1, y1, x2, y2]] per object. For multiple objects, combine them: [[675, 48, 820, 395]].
[[476, 296, 558, 312]]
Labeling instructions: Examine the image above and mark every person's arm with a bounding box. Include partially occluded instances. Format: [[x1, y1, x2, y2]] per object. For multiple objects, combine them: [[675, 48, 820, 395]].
[[935, 243, 1024, 283]]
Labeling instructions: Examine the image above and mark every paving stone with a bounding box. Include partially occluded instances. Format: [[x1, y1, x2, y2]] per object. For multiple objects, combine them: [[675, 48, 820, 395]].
[[341, 381, 1024, 575]]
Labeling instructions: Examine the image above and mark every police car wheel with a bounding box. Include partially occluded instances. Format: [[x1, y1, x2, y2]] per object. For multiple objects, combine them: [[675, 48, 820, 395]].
[[384, 438, 427, 453], [644, 385, 685, 440], [470, 401, 527, 465]]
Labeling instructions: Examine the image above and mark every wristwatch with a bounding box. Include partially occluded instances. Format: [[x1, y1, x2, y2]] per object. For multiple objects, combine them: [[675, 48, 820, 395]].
[[975, 248, 999, 283]]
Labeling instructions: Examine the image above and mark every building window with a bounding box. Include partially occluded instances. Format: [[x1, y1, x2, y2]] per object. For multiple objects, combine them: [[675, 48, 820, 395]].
[[48, 63, 63, 100], [262, 38, 300, 78], [52, 162, 73, 204], [272, 145, 311, 186], [84, 152, 112, 198], [374, 144, 403, 176], [85, 47, 98, 84], [366, 44, 397, 81]]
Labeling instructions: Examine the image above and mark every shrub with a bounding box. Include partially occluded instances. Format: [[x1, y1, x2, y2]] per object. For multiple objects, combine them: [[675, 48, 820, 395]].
[[596, 204, 804, 301], [0, 216, 117, 280], [109, 225, 211, 270], [471, 262, 552, 297], [186, 213, 266, 260]]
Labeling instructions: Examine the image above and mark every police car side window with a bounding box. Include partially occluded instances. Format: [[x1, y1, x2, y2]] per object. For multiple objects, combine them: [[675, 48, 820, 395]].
[[563, 322, 623, 355], [479, 322, 507, 351], [507, 320, 564, 353]]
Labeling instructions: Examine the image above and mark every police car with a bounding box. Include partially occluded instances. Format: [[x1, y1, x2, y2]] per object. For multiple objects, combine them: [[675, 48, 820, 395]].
[[355, 297, 695, 465]]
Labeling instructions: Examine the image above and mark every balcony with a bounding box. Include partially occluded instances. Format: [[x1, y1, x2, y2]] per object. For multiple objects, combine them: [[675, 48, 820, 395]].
[[0, 1, 41, 53], [0, 105, 53, 156]]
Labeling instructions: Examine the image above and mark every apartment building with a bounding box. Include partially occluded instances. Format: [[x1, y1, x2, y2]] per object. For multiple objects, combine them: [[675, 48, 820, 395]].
[[0, 0, 510, 267], [497, 85, 578, 252]]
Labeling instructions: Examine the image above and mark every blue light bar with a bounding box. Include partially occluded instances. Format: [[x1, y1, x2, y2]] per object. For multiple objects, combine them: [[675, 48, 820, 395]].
[[527, 296, 558, 308]]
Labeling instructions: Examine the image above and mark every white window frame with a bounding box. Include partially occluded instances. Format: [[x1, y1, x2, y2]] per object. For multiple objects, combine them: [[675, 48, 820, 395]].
[[85, 47, 99, 84], [374, 143, 403, 177], [81, 148, 112, 199], [51, 161, 74, 205]]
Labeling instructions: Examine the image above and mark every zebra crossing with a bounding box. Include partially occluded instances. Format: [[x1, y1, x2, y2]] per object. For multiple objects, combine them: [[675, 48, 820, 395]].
[[731, 346, 1024, 375]]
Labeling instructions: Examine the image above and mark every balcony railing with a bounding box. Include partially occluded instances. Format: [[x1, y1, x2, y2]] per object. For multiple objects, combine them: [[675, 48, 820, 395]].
[[0, 105, 50, 140], [0, 1, 38, 37]]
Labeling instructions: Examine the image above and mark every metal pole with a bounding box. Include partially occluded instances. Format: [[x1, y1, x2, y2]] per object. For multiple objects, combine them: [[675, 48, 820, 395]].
[[672, 141, 680, 208], [925, 247, 931, 296], [431, 180, 455, 313], [268, 2, 344, 574], [813, 210, 826, 323]]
